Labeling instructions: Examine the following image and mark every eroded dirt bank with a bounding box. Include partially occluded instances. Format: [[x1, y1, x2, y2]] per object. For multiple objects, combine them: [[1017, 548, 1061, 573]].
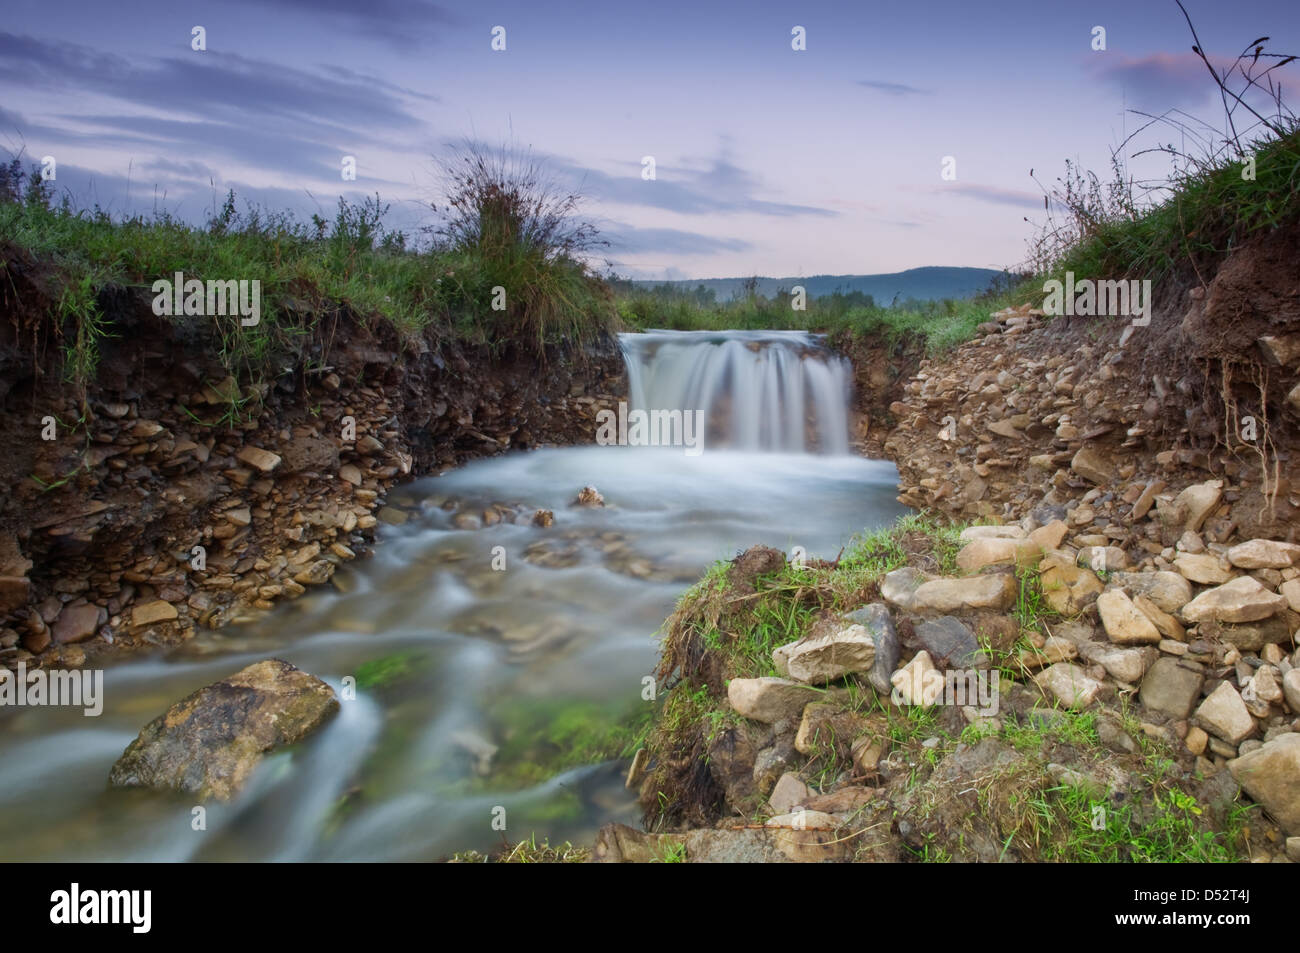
[[0, 254, 625, 670]]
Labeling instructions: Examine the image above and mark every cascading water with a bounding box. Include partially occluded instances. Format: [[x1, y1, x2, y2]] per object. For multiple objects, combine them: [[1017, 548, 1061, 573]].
[[0, 330, 905, 862], [620, 330, 853, 454]]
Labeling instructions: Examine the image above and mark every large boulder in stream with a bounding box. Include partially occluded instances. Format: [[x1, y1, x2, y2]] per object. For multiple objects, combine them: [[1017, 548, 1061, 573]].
[[109, 659, 339, 801]]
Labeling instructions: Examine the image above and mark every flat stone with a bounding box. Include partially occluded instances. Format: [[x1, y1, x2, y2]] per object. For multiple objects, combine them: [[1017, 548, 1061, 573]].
[[235, 446, 282, 473], [955, 537, 1042, 572], [132, 600, 178, 627], [727, 677, 822, 724], [339, 464, 363, 486], [1096, 589, 1161, 644], [1181, 576, 1286, 624], [910, 573, 1016, 612], [959, 525, 1026, 541], [780, 623, 876, 685], [1228, 734, 1300, 835], [880, 567, 926, 609], [1107, 571, 1192, 613], [1194, 681, 1256, 744], [1174, 552, 1235, 584], [1226, 539, 1300, 569], [52, 603, 102, 644], [1071, 447, 1113, 485], [1139, 658, 1205, 719]]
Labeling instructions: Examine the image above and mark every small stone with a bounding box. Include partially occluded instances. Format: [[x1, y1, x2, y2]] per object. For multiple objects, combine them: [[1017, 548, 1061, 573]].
[[1181, 576, 1286, 624], [769, 772, 811, 814], [1097, 589, 1161, 644], [1226, 539, 1300, 570], [339, 464, 363, 486], [910, 573, 1016, 612], [132, 600, 178, 627], [236, 446, 282, 473], [1174, 552, 1235, 584], [1033, 663, 1102, 709], [727, 677, 822, 724], [1185, 725, 1208, 756], [1194, 681, 1256, 744], [1139, 657, 1205, 719]]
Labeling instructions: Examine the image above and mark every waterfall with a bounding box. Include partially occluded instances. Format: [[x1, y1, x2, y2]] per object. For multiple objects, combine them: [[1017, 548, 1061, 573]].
[[618, 330, 853, 454]]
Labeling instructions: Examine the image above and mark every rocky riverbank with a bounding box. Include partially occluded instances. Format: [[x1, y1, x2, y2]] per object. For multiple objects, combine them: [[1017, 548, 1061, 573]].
[[0, 274, 625, 673], [603, 230, 1300, 863]]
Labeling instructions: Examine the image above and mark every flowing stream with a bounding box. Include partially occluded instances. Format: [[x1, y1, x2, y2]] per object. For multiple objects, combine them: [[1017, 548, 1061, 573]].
[[0, 330, 906, 861]]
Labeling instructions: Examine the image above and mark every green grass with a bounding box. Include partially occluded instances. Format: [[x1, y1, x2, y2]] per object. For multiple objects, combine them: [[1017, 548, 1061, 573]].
[[1039, 121, 1300, 293], [613, 277, 1034, 356], [0, 177, 619, 411]]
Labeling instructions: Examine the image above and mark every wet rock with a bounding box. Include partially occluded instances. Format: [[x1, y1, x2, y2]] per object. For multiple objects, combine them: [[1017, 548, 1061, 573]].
[[1139, 658, 1205, 719], [1194, 681, 1256, 744], [1228, 734, 1300, 835], [727, 677, 821, 724], [573, 485, 605, 507], [108, 659, 339, 800], [1181, 576, 1286, 624], [532, 509, 554, 528]]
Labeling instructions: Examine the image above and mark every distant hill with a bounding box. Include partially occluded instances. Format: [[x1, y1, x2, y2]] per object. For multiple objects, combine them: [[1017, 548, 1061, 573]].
[[632, 266, 1007, 303]]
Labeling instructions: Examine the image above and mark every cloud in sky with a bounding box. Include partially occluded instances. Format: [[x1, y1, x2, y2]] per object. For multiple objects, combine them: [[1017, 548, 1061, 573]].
[[856, 79, 930, 96], [938, 183, 1042, 210], [599, 224, 753, 256], [225, 0, 455, 50], [1086, 51, 1219, 110]]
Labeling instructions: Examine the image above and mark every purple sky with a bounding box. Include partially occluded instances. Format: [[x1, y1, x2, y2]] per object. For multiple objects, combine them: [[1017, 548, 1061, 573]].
[[2, 0, 1297, 279]]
